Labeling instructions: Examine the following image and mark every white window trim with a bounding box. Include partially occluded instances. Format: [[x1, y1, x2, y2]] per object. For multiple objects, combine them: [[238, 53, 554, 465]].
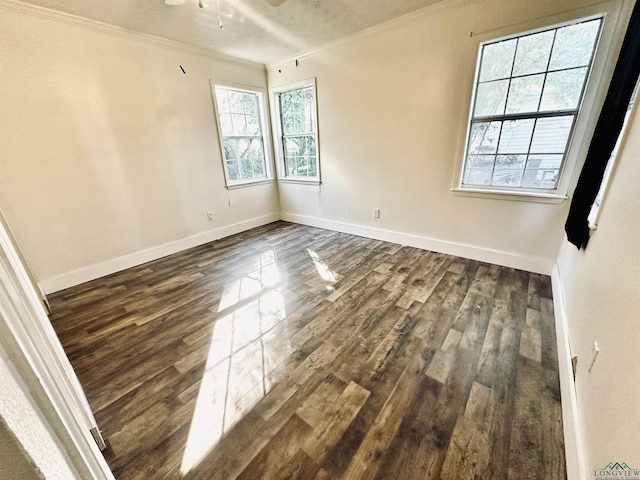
[[270, 78, 321, 185], [451, 8, 626, 203], [211, 82, 274, 188], [450, 187, 567, 204]]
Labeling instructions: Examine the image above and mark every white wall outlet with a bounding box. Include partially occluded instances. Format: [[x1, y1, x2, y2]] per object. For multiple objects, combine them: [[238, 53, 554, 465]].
[[207, 211, 214, 221], [588, 341, 599, 373], [372, 208, 380, 219]]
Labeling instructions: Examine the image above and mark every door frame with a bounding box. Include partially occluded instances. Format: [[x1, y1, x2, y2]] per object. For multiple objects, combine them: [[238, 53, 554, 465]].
[[0, 212, 114, 479]]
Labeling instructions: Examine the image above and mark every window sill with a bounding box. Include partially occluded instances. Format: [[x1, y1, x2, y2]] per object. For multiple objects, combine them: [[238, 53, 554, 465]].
[[451, 187, 568, 204], [279, 178, 322, 186], [226, 179, 274, 190]]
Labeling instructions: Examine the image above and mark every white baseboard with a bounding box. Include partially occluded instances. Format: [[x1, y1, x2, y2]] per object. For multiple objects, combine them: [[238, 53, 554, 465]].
[[551, 264, 587, 480], [42, 210, 555, 292], [281, 212, 554, 275], [40, 213, 280, 293]]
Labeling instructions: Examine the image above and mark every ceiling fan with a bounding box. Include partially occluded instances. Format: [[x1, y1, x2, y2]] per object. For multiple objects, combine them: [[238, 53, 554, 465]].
[[164, 0, 286, 6]]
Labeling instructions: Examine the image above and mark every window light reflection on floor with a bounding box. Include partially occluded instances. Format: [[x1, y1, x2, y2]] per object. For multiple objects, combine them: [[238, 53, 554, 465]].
[[180, 247, 339, 475], [180, 250, 287, 475], [306, 248, 338, 284], [218, 250, 279, 313]]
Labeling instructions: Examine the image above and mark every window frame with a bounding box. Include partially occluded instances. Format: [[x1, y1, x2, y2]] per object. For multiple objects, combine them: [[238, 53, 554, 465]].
[[454, 15, 606, 202], [271, 78, 321, 185], [211, 82, 274, 189]]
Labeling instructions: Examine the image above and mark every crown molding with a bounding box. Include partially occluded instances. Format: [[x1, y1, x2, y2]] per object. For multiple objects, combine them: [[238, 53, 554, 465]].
[[267, 0, 486, 70], [0, 0, 265, 71]]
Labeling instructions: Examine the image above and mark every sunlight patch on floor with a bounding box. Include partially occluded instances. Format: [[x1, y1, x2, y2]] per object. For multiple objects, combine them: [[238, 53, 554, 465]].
[[218, 249, 280, 312], [180, 285, 289, 475], [307, 248, 338, 284]]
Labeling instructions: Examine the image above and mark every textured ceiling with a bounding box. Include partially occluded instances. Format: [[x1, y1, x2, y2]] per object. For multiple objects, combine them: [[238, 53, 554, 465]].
[[16, 0, 447, 64]]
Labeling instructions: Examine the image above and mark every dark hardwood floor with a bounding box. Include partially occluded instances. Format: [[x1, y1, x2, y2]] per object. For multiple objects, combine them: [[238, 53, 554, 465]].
[[48, 221, 565, 479]]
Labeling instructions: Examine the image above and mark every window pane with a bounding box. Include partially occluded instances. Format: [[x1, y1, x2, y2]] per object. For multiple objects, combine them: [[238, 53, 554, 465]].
[[505, 74, 544, 114], [284, 136, 316, 176], [216, 89, 231, 114], [219, 113, 233, 136], [246, 115, 261, 136], [549, 20, 600, 70], [236, 138, 251, 159], [239, 158, 252, 179], [492, 154, 526, 187], [539, 67, 587, 111], [463, 155, 495, 185], [285, 156, 318, 177], [241, 92, 259, 115], [280, 86, 315, 135], [522, 154, 563, 188], [530, 116, 573, 153], [216, 88, 262, 137], [226, 159, 239, 181], [223, 138, 239, 159], [512, 30, 555, 76], [468, 122, 501, 154], [228, 90, 245, 114], [285, 157, 296, 177], [497, 119, 535, 154], [479, 39, 517, 81], [474, 80, 508, 116], [282, 114, 300, 135], [240, 138, 264, 158], [305, 157, 318, 177], [466, 154, 496, 168], [233, 139, 265, 180], [231, 114, 247, 135]]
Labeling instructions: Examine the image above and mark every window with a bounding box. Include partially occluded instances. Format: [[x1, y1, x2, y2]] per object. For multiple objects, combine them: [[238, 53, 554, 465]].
[[272, 79, 320, 183], [212, 84, 271, 187], [460, 18, 602, 194]]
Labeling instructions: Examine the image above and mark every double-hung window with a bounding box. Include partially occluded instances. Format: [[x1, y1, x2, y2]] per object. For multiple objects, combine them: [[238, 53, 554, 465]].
[[212, 84, 271, 187], [460, 17, 602, 194], [272, 79, 320, 183]]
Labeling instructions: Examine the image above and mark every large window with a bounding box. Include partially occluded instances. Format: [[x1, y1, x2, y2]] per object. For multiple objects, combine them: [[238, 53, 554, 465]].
[[272, 79, 320, 183], [460, 17, 602, 194], [213, 84, 271, 187]]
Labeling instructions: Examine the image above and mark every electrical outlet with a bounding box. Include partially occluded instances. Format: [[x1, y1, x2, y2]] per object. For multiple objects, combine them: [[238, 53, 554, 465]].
[[207, 211, 214, 221], [372, 208, 380, 219]]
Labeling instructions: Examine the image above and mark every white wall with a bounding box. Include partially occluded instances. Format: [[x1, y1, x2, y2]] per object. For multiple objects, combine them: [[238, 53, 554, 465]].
[[556, 85, 640, 473], [267, 0, 628, 275], [0, 419, 43, 480], [0, 341, 83, 479], [0, 3, 279, 292]]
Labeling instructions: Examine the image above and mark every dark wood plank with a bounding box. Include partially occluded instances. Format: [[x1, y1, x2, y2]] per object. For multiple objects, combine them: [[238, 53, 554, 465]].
[[47, 221, 566, 480]]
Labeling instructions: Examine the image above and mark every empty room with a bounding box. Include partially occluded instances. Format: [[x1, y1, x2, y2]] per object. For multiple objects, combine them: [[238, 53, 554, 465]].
[[1, 0, 639, 479]]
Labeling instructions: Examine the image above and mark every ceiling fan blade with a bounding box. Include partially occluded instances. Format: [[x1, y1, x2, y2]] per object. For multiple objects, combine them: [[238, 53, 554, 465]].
[[264, 0, 286, 6]]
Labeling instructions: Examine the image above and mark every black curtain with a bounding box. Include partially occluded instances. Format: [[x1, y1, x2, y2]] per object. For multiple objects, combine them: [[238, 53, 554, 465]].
[[565, 0, 640, 249]]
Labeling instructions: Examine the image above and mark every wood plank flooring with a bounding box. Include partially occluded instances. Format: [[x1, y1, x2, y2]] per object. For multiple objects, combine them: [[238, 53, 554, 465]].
[[48, 221, 565, 479]]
